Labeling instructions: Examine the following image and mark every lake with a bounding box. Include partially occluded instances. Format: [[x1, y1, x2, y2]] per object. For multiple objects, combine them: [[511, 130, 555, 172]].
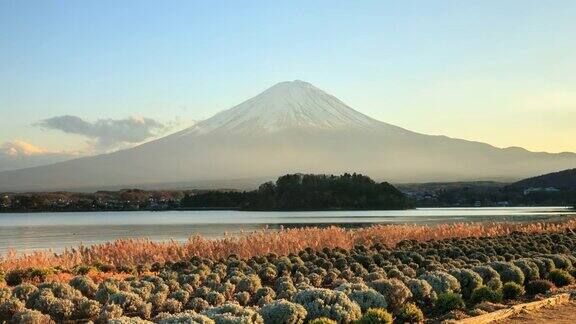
[[1, 207, 574, 254]]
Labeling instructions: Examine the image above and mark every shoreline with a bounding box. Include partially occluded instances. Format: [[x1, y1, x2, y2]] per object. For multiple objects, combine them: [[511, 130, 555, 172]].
[[1, 205, 573, 214]]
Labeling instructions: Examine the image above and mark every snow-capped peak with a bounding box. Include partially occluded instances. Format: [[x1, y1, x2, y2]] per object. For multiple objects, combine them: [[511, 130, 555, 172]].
[[187, 80, 383, 135]]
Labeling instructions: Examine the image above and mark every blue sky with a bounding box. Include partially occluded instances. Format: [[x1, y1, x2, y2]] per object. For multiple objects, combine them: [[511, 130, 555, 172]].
[[1, 0, 575, 156]]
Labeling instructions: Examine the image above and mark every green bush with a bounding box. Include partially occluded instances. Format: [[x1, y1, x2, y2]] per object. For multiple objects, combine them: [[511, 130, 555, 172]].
[[11, 309, 54, 324], [96, 304, 123, 323], [0, 287, 11, 303], [547, 269, 575, 287], [69, 276, 98, 298], [0, 298, 25, 322], [435, 293, 465, 314], [395, 303, 424, 323], [186, 297, 209, 313], [356, 308, 393, 324], [309, 318, 337, 324], [525, 280, 554, 295], [94, 263, 115, 273], [418, 271, 460, 295], [155, 311, 214, 324], [47, 298, 75, 321], [259, 299, 307, 324], [469, 286, 502, 304], [201, 303, 263, 324], [236, 275, 262, 294], [488, 262, 525, 285], [73, 264, 95, 275], [471, 266, 502, 291], [74, 297, 101, 320], [369, 278, 412, 311], [293, 288, 361, 323], [5, 269, 27, 286], [348, 289, 388, 312], [501, 282, 524, 300], [12, 283, 38, 302], [449, 269, 483, 300], [512, 259, 540, 283], [547, 254, 572, 270]]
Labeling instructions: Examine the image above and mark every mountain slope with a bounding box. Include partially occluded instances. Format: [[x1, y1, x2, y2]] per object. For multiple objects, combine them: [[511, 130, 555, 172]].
[[1, 80, 575, 191], [176, 80, 404, 135], [508, 168, 576, 191]]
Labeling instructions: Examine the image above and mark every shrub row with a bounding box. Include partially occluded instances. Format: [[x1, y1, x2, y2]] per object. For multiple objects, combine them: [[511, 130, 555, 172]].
[[1, 230, 576, 323]]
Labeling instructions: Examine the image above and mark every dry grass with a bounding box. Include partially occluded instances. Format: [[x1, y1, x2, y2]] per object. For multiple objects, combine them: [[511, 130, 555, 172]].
[[2, 220, 576, 272]]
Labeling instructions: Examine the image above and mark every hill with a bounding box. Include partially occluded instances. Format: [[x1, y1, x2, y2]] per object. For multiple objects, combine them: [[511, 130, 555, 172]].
[[182, 173, 410, 210], [507, 168, 576, 191], [1, 80, 575, 191]]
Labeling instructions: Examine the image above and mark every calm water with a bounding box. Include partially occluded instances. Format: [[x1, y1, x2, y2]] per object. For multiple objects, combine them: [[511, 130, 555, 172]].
[[0, 207, 574, 254]]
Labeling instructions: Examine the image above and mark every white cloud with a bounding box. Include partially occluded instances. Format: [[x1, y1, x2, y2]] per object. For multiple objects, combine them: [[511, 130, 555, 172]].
[[35, 115, 196, 152], [0, 116, 197, 172], [0, 140, 80, 172], [36, 115, 168, 149]]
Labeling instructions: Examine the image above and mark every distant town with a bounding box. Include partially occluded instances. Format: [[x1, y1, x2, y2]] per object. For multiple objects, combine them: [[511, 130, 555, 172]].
[[2, 169, 575, 212], [0, 189, 191, 212]]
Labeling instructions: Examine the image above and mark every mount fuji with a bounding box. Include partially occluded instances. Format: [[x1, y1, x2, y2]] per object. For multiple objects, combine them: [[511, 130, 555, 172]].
[[1, 80, 575, 191]]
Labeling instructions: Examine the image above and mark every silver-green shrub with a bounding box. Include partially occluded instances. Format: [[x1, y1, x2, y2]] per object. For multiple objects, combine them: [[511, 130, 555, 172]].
[[96, 281, 121, 304], [234, 291, 251, 306], [73, 296, 101, 320], [259, 299, 307, 324], [108, 315, 154, 323], [11, 309, 55, 324], [155, 310, 215, 324], [488, 262, 525, 285], [96, 303, 124, 323], [47, 297, 75, 321], [419, 271, 461, 295], [186, 297, 210, 313], [108, 291, 146, 316], [38, 282, 82, 300], [448, 269, 483, 299], [70, 275, 98, 298], [0, 298, 25, 321], [0, 287, 12, 303], [369, 278, 412, 311], [512, 259, 540, 283], [348, 289, 387, 312], [236, 275, 262, 294], [471, 266, 503, 291], [202, 303, 264, 324], [12, 283, 38, 302], [161, 298, 183, 314], [293, 288, 361, 323], [405, 278, 435, 305]]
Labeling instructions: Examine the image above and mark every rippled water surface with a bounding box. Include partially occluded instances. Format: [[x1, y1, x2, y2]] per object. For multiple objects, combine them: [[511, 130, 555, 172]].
[[1, 207, 574, 254]]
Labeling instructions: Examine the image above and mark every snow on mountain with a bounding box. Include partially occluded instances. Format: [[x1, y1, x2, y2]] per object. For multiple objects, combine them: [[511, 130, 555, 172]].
[[181, 80, 386, 135], [0, 80, 575, 191]]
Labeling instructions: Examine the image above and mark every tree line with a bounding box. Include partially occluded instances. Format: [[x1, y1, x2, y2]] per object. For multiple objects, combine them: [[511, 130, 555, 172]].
[[181, 173, 411, 210]]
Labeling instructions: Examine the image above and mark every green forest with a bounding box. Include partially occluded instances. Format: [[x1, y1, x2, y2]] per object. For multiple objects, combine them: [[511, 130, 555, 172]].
[[181, 173, 410, 211]]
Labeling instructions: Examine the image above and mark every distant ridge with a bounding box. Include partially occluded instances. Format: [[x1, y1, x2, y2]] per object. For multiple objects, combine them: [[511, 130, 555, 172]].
[[508, 168, 576, 191], [1, 80, 575, 192]]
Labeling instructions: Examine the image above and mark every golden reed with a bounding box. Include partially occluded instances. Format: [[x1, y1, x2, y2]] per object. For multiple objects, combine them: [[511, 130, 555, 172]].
[[2, 220, 576, 272]]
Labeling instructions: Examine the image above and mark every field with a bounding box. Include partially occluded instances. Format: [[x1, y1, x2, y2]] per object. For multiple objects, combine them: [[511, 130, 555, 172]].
[[2, 220, 576, 323]]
